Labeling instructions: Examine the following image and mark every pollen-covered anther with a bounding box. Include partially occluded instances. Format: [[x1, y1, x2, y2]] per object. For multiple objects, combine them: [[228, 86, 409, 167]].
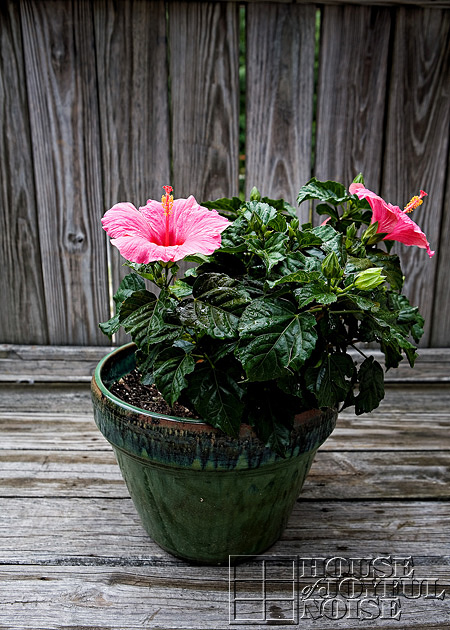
[[404, 190, 427, 214], [162, 185, 174, 215]]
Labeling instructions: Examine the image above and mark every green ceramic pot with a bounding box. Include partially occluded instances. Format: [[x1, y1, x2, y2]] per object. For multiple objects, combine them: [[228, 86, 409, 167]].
[[91, 343, 337, 565]]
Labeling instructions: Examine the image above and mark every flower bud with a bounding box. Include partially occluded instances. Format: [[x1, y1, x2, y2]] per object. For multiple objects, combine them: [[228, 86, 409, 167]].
[[346, 223, 357, 240], [249, 186, 261, 202], [354, 267, 386, 290], [322, 251, 342, 280]]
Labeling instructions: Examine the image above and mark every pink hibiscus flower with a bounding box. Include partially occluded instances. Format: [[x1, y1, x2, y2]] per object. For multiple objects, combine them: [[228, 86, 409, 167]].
[[102, 186, 229, 263], [349, 183, 434, 258]]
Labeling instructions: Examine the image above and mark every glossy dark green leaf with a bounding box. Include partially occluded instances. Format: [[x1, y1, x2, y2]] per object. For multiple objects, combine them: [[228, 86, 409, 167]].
[[355, 357, 385, 414], [306, 353, 355, 408], [178, 273, 250, 339], [261, 196, 297, 218], [367, 252, 404, 291], [297, 178, 351, 206], [187, 368, 244, 436], [154, 347, 196, 406], [113, 273, 146, 305], [169, 280, 192, 299], [237, 299, 317, 380], [119, 290, 158, 348], [244, 201, 278, 226], [218, 216, 248, 253], [120, 291, 181, 349], [294, 284, 337, 309], [201, 196, 243, 219], [99, 313, 120, 339]]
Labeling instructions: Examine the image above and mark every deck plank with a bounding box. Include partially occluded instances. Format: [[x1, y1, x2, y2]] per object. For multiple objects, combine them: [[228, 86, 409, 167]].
[[0, 350, 449, 629], [0, 449, 449, 501], [0, 560, 448, 630], [1, 345, 449, 382]]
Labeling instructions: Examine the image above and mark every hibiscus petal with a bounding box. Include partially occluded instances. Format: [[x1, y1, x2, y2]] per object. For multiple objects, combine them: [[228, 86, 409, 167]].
[[349, 183, 434, 258], [102, 192, 230, 264], [101, 203, 152, 240], [382, 210, 435, 258]]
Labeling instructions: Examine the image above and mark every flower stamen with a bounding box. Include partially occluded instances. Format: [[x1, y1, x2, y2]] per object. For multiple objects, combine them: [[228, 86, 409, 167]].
[[404, 190, 427, 214], [162, 185, 174, 216]]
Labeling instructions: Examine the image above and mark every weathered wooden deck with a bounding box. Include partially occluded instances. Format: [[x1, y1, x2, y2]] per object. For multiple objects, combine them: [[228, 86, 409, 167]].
[[0, 346, 449, 629]]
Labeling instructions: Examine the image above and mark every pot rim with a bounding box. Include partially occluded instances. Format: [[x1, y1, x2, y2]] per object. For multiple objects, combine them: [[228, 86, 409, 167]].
[[93, 342, 335, 440], [94, 342, 212, 427]]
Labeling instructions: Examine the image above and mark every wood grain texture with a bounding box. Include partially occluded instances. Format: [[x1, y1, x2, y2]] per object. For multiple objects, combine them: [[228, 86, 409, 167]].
[[315, 5, 392, 189], [1, 448, 449, 500], [382, 8, 450, 346], [430, 134, 450, 347], [245, 2, 316, 220], [2, 344, 450, 382], [0, 1, 48, 344], [94, 0, 170, 344], [0, 561, 448, 629], [169, 1, 240, 200], [1, 380, 449, 452], [0, 501, 448, 629], [0, 353, 449, 629], [20, 0, 110, 345]]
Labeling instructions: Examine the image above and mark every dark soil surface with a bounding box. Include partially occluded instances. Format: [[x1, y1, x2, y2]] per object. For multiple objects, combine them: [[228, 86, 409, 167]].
[[109, 369, 199, 419]]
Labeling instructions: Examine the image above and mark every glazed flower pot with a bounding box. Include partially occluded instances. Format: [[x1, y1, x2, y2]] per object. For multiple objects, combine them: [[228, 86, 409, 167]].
[[91, 343, 337, 565]]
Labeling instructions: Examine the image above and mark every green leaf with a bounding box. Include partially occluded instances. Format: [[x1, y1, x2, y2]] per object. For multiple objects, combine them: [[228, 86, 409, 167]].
[[237, 299, 317, 380], [183, 253, 211, 264], [119, 290, 158, 348], [344, 293, 380, 312], [294, 284, 337, 309], [169, 280, 192, 299], [201, 196, 243, 219], [246, 232, 288, 272], [187, 367, 244, 436], [99, 313, 120, 339], [260, 196, 297, 218], [315, 203, 339, 220], [124, 262, 163, 283], [218, 216, 247, 253], [311, 225, 345, 263], [153, 347, 196, 406], [178, 273, 250, 339], [355, 357, 385, 414], [345, 256, 374, 274], [297, 178, 351, 206], [267, 269, 321, 289], [296, 231, 323, 249], [99, 273, 147, 339], [120, 291, 181, 349], [244, 201, 278, 226], [113, 273, 146, 306], [306, 353, 355, 408], [380, 340, 403, 371], [321, 251, 343, 280]]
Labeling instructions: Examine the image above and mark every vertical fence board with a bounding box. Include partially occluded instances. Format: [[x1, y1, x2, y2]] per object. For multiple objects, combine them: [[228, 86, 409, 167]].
[[315, 5, 392, 190], [431, 171, 450, 347], [94, 0, 170, 344], [0, 1, 48, 344], [20, 0, 109, 345], [169, 1, 240, 201], [245, 3, 316, 219], [382, 8, 450, 346]]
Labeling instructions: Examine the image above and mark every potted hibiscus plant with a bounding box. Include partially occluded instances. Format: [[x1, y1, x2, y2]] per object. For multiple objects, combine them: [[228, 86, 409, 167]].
[[91, 176, 433, 564]]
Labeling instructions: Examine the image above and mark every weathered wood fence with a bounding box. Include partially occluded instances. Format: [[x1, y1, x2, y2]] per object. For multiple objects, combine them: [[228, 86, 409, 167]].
[[1, 0, 449, 347]]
